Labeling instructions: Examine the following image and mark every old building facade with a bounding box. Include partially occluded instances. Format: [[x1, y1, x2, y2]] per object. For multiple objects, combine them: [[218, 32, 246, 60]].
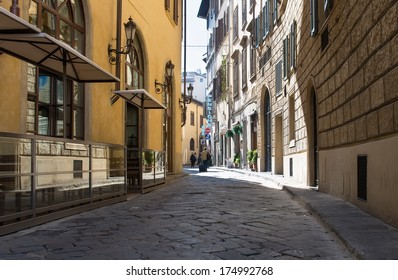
[[200, 0, 398, 227], [0, 0, 183, 235]]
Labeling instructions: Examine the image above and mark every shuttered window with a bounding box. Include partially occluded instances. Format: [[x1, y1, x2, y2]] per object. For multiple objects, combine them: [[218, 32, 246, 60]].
[[275, 60, 283, 96], [283, 36, 289, 79], [310, 0, 318, 37], [273, 0, 278, 24], [290, 20, 297, 70]]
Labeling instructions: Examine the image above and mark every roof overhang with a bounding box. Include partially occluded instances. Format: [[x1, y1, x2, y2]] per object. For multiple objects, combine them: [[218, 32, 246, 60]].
[[112, 89, 166, 109]]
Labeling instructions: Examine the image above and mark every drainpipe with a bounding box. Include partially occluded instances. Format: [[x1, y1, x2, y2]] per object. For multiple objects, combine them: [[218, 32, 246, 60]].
[[10, 0, 20, 16], [182, 0, 187, 127]]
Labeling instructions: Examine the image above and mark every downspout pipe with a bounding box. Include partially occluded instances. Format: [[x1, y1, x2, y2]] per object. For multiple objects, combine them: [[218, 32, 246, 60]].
[[182, 0, 187, 127], [116, 0, 122, 92]]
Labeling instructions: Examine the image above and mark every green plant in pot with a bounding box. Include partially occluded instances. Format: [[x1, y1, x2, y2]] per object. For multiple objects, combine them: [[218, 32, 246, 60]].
[[247, 150, 254, 170], [251, 149, 258, 171], [233, 152, 241, 168]]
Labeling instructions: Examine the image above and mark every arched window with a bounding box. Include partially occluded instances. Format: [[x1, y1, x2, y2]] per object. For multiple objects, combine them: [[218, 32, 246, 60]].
[[126, 35, 144, 89], [28, 0, 85, 139], [190, 138, 195, 151], [29, 0, 85, 52]]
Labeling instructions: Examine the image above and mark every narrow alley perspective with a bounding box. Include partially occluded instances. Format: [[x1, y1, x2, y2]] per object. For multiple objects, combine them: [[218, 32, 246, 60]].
[[0, 168, 353, 260]]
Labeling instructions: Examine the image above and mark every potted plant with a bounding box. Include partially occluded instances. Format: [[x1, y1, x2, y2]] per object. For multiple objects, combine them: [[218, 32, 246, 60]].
[[247, 150, 254, 170], [252, 149, 258, 171], [233, 152, 241, 168], [232, 123, 242, 135], [226, 129, 234, 138]]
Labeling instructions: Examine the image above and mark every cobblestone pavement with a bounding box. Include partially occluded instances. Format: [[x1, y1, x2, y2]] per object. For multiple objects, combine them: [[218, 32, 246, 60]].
[[0, 168, 354, 260]]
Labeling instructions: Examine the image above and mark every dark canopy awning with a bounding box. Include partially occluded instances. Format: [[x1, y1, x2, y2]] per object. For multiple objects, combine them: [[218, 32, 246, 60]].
[[0, 7, 119, 83], [0, 7, 40, 33], [112, 89, 166, 109]]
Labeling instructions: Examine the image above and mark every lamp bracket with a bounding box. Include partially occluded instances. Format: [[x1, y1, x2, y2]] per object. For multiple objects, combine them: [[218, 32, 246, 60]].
[[108, 44, 131, 65]]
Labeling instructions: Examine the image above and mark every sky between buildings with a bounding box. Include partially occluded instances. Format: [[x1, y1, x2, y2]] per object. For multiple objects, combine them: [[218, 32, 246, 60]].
[[182, 0, 208, 74]]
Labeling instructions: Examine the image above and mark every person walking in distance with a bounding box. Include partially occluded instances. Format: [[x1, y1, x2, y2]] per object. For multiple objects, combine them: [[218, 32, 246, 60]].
[[201, 148, 209, 171], [190, 152, 197, 168]]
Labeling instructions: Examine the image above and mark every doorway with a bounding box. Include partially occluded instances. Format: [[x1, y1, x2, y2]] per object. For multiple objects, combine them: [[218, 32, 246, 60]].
[[126, 103, 140, 192], [263, 91, 272, 172], [308, 87, 319, 186], [275, 114, 283, 174]]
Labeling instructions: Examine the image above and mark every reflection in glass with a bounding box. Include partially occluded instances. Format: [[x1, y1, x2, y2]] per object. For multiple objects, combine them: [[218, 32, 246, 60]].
[[60, 20, 72, 44], [41, 9, 56, 37], [28, 1, 38, 26]]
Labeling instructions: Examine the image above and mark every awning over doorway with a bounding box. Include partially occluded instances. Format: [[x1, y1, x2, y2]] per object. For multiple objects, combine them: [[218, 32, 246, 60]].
[[0, 7, 40, 33], [0, 7, 119, 83], [112, 89, 166, 109]]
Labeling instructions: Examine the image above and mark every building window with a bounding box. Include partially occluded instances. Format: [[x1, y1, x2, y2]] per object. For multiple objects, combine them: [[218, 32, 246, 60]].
[[250, 39, 256, 78], [190, 138, 195, 151], [289, 95, 295, 142], [233, 57, 240, 97], [30, 0, 85, 139], [29, 0, 85, 53], [275, 60, 283, 96], [250, 113, 258, 150], [242, 45, 248, 89], [165, 0, 170, 10], [283, 36, 289, 79], [190, 111, 195, 126], [173, 0, 179, 23], [233, 6, 239, 41], [273, 0, 279, 24], [38, 72, 84, 139], [310, 0, 318, 37], [126, 36, 144, 89], [242, 0, 247, 26], [290, 20, 297, 70], [310, 0, 332, 37]]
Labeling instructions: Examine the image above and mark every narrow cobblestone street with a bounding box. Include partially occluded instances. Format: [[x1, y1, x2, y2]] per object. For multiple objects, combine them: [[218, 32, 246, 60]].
[[0, 168, 353, 260]]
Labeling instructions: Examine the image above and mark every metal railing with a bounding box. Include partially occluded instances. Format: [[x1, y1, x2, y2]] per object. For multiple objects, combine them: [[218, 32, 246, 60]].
[[0, 132, 126, 234]]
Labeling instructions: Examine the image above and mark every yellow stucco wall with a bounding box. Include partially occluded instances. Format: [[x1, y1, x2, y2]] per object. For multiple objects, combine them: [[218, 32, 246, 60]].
[[0, 0, 182, 173], [87, 0, 183, 172], [0, 55, 23, 134]]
